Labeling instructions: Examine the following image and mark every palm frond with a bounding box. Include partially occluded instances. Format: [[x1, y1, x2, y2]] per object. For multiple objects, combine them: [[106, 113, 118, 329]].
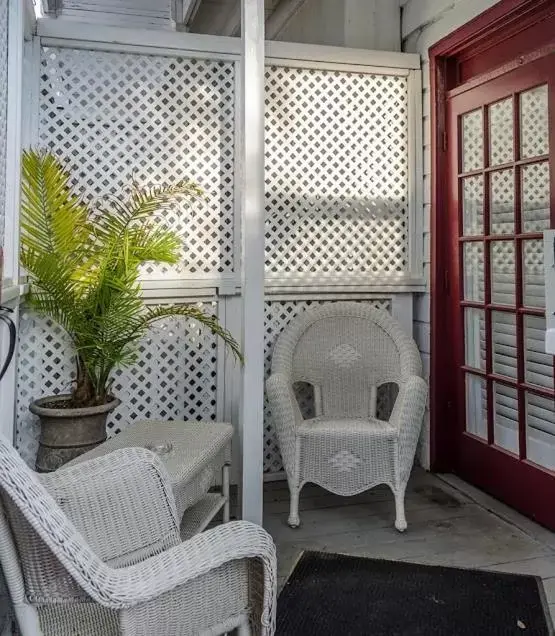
[[20, 150, 241, 407]]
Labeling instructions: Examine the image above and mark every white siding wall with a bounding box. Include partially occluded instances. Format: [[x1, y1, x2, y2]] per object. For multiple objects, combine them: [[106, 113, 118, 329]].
[[277, 0, 400, 50], [401, 0, 500, 467]]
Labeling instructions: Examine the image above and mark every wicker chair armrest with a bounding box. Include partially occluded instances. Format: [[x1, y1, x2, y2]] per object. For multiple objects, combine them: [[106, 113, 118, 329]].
[[40, 448, 181, 565], [390, 375, 428, 481], [266, 372, 303, 472]]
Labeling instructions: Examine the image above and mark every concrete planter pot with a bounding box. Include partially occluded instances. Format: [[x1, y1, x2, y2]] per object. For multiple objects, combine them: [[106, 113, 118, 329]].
[[30, 394, 120, 472]]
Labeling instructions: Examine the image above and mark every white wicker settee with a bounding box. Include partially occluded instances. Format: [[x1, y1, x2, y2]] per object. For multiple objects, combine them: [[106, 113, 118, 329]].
[[267, 302, 427, 531], [0, 436, 276, 636]]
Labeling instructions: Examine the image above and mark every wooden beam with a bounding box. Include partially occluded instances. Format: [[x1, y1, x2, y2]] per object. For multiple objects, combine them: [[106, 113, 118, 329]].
[[239, 0, 265, 524]]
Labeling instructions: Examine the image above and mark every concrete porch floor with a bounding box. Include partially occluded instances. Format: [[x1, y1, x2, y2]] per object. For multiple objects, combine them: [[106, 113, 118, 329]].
[[263, 468, 555, 624]]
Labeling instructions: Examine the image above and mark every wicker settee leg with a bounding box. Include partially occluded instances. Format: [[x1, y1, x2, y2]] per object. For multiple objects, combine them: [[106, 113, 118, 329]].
[[393, 483, 408, 532], [237, 617, 252, 635]]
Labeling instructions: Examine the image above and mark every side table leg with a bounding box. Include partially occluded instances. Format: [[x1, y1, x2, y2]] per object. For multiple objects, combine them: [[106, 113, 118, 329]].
[[222, 462, 231, 523]]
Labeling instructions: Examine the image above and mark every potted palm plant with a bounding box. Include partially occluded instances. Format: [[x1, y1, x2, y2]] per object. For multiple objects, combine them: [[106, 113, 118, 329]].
[[20, 150, 241, 472]]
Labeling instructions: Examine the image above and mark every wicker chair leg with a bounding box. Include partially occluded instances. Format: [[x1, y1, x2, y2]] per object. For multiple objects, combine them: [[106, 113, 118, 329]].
[[393, 483, 408, 532], [288, 485, 301, 528], [237, 617, 252, 636]]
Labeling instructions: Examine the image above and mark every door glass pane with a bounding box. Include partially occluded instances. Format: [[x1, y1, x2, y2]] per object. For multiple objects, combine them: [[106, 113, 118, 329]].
[[491, 241, 515, 306], [522, 162, 550, 233], [466, 374, 487, 440], [520, 85, 549, 159], [524, 315, 554, 390], [462, 109, 483, 172], [463, 242, 484, 302], [490, 169, 514, 234], [462, 175, 484, 236], [526, 393, 555, 471], [489, 98, 514, 166], [494, 383, 519, 454], [523, 239, 545, 309], [464, 308, 486, 370], [492, 311, 517, 379]]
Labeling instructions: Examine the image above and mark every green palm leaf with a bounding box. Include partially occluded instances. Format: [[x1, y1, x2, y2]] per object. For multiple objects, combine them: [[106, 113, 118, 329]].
[[20, 150, 242, 408]]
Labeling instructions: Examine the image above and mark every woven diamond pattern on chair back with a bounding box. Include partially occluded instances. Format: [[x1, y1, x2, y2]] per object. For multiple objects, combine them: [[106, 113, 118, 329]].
[[292, 316, 400, 419], [272, 303, 420, 420], [263, 299, 392, 473]]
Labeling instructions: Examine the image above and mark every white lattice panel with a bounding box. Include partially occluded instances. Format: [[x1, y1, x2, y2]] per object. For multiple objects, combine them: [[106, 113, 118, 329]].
[[39, 47, 235, 278], [16, 304, 219, 465], [0, 0, 8, 250], [264, 67, 409, 278], [263, 298, 392, 474]]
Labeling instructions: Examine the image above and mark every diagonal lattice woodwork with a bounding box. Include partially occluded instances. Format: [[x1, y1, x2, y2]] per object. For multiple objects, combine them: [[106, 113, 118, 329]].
[[264, 66, 409, 279], [39, 47, 236, 279], [263, 298, 392, 474], [16, 305, 219, 465]]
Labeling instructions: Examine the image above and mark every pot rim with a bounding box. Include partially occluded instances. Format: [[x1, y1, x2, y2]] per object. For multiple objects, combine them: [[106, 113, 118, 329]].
[[29, 394, 121, 418]]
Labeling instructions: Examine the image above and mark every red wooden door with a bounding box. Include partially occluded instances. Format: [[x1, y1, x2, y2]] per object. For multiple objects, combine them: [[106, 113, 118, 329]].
[[447, 54, 555, 529]]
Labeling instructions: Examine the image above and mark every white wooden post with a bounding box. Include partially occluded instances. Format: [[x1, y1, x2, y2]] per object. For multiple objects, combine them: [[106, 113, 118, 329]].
[[239, 0, 265, 524]]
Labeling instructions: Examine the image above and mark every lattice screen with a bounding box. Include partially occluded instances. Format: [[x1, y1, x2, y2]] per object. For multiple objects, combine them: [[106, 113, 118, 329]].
[[264, 66, 409, 279], [0, 0, 8, 250], [16, 304, 219, 465], [263, 298, 392, 474], [39, 47, 236, 278]]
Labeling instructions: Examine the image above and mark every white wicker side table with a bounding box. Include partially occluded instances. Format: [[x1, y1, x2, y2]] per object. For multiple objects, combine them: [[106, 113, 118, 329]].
[[66, 420, 233, 539]]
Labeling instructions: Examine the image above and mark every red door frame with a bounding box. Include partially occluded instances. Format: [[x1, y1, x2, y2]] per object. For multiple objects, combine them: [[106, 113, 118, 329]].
[[429, 0, 555, 472]]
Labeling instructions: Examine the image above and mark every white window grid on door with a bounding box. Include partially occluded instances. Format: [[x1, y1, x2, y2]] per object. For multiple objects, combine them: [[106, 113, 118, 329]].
[[13, 21, 422, 479]]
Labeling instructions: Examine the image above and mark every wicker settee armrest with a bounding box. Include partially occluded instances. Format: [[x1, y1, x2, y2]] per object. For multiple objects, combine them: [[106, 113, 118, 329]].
[[40, 447, 181, 565], [390, 375, 428, 479], [112, 521, 276, 606]]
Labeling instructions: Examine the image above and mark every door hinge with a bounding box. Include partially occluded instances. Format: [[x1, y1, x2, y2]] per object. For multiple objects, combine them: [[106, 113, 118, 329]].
[[443, 269, 450, 295], [442, 130, 448, 152]]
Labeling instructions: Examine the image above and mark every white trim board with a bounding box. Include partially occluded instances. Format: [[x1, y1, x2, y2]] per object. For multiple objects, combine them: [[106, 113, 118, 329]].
[[37, 17, 421, 71]]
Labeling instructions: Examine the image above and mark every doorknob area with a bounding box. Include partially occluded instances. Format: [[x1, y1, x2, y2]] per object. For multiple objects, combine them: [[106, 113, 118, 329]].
[[0, 307, 16, 383]]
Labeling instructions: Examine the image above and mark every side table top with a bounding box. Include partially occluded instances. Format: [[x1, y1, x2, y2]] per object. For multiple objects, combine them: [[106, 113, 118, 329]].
[[66, 420, 233, 485]]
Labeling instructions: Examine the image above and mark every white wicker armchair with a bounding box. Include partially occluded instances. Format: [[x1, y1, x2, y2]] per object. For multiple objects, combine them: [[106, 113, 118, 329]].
[[267, 302, 427, 532], [0, 435, 276, 636]]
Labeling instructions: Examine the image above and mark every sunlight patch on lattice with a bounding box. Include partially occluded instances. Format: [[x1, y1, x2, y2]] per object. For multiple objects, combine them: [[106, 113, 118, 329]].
[[264, 67, 409, 279], [16, 304, 218, 465], [39, 47, 235, 278], [263, 298, 391, 473], [0, 0, 8, 248]]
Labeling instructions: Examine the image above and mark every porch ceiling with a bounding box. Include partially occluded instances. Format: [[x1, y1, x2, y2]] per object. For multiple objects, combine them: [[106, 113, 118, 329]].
[[41, 0, 306, 37]]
